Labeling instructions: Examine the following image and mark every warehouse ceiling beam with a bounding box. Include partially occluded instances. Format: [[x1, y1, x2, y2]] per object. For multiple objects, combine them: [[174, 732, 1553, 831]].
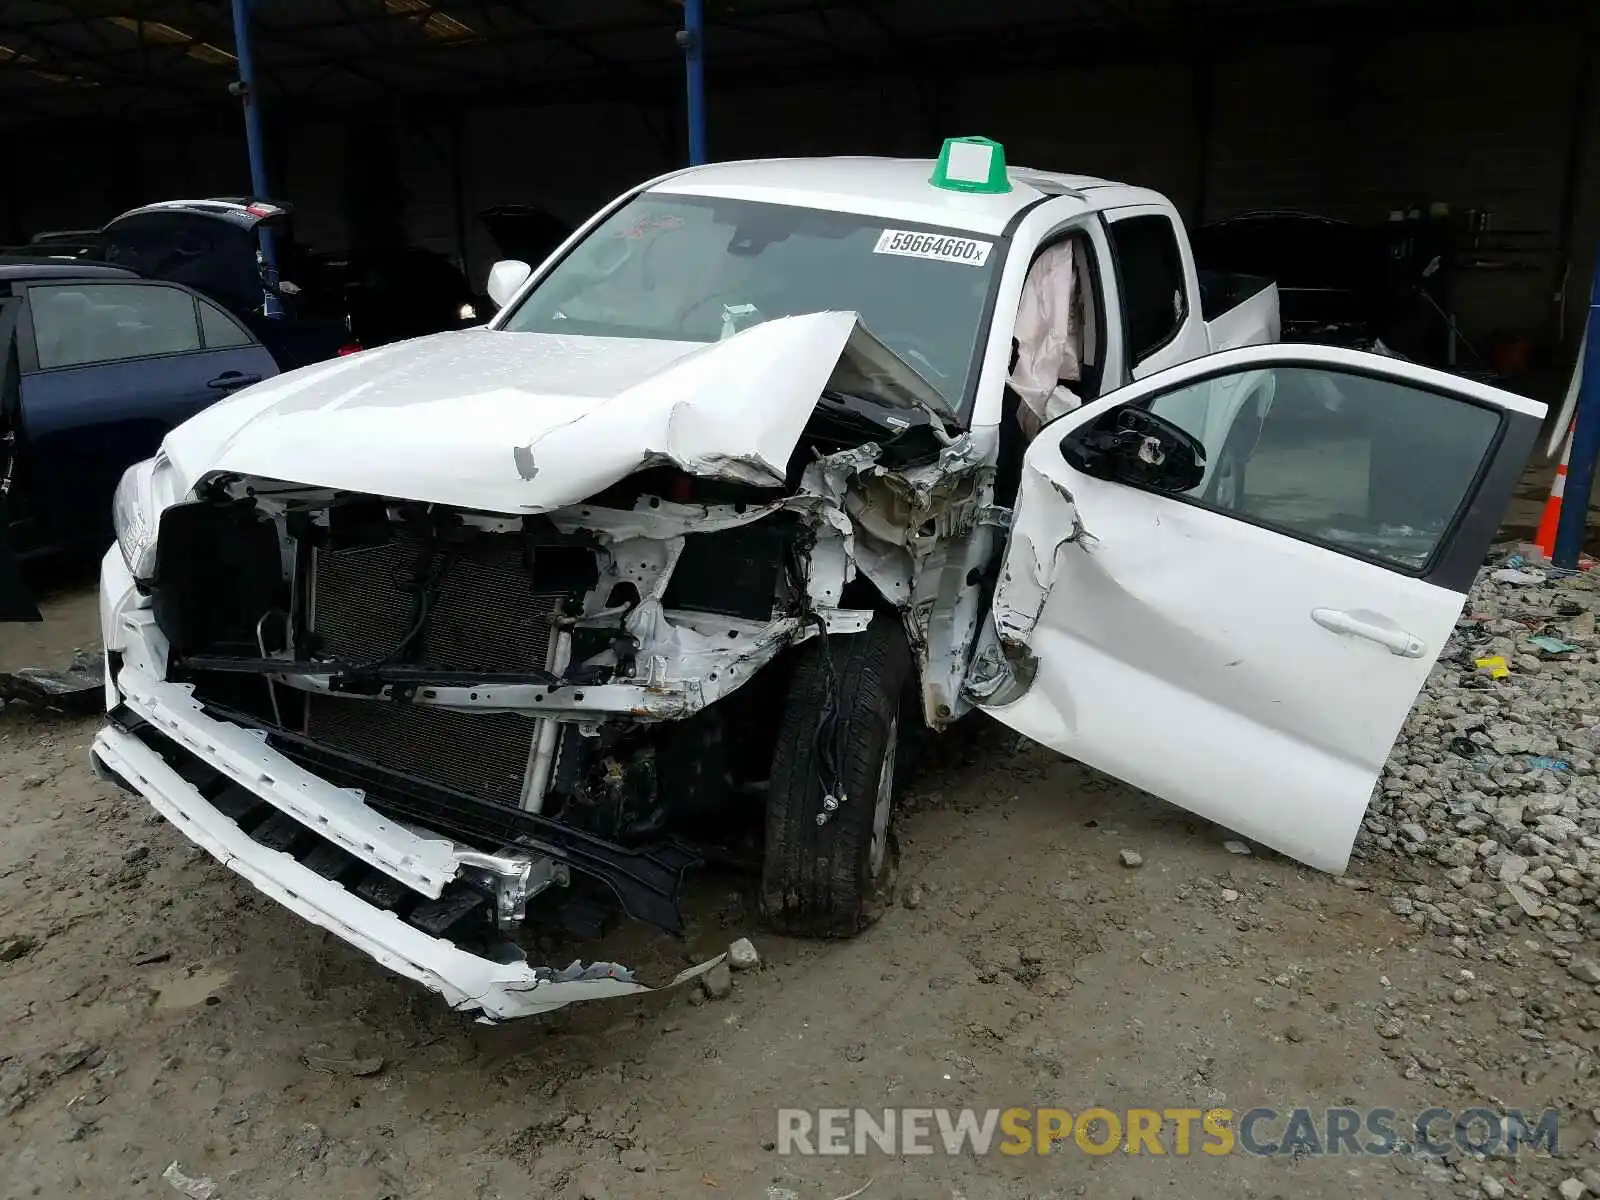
[[0, 23, 204, 99], [0, 0, 1587, 128]]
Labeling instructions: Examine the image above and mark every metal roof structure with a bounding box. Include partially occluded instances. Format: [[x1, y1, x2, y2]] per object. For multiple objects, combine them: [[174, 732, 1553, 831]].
[[649, 155, 1163, 234], [0, 0, 1582, 127], [0, 257, 131, 279]]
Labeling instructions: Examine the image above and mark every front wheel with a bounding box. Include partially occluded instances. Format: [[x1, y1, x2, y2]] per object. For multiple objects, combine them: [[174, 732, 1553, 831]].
[[761, 617, 913, 938]]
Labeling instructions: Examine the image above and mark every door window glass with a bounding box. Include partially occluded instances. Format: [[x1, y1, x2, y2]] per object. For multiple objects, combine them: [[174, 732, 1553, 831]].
[[1144, 365, 1500, 570], [198, 297, 253, 348], [1109, 214, 1187, 364], [30, 283, 202, 369]]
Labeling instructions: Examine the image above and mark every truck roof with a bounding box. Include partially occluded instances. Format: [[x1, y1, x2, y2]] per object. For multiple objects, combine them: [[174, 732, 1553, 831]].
[[651, 156, 1164, 235]]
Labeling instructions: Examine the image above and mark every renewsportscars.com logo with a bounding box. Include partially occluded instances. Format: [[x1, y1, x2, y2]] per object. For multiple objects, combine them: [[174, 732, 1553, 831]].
[[775, 1107, 1562, 1157]]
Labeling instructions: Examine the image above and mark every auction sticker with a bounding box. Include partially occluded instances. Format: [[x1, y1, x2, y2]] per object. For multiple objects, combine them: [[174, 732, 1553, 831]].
[[873, 229, 993, 266]]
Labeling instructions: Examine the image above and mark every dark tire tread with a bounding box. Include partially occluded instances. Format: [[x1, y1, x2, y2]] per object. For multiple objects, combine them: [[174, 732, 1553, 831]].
[[760, 617, 912, 938]]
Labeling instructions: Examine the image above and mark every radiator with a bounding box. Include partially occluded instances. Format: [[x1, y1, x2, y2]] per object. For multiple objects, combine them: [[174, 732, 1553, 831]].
[[304, 694, 538, 807], [311, 533, 562, 674], [304, 532, 565, 807]]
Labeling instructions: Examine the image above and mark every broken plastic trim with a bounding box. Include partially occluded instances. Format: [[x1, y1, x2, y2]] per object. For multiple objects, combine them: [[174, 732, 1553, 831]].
[[177, 701, 699, 934], [92, 710, 722, 1021]]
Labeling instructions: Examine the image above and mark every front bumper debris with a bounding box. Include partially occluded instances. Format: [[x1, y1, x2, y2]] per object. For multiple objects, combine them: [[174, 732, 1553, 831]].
[[92, 705, 721, 1021], [93, 566, 722, 1019]]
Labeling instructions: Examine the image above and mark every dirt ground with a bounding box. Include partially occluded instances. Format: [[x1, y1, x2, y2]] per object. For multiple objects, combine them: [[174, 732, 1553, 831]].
[[0, 597, 1594, 1200], [3, 433, 1599, 1200]]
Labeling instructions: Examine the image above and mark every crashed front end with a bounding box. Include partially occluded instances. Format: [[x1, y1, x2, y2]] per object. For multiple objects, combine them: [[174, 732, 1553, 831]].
[[91, 313, 994, 1020]]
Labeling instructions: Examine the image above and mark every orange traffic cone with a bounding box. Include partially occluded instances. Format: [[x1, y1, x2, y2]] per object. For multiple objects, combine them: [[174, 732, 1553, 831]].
[[1533, 421, 1573, 561]]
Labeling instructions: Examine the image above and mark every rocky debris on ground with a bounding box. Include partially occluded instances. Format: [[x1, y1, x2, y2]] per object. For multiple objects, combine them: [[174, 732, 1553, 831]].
[[0, 933, 39, 962], [161, 1161, 218, 1200], [1, 1039, 106, 1117], [726, 937, 760, 971], [1358, 555, 1600, 952], [301, 1052, 385, 1077], [699, 961, 733, 1000], [1350, 553, 1600, 1194], [1118, 849, 1143, 868], [619, 1147, 651, 1173]]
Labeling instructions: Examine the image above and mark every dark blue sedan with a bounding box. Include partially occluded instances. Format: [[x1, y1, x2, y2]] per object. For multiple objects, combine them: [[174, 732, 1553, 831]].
[[2, 256, 280, 619]]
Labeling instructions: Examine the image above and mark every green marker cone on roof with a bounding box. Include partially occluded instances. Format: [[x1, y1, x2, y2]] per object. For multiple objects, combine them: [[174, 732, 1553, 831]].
[[930, 136, 1011, 194]]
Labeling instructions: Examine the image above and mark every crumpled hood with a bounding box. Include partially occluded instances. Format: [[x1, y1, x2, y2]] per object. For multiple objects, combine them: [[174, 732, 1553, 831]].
[[162, 312, 948, 513]]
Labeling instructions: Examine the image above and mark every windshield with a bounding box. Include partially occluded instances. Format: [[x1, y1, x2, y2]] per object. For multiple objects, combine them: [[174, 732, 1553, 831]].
[[498, 193, 1001, 409]]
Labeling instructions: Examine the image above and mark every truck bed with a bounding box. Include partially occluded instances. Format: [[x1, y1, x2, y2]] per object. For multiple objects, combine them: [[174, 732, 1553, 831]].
[[1199, 270, 1281, 353]]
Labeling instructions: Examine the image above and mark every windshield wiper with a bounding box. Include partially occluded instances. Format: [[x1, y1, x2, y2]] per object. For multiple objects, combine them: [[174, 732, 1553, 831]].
[[818, 389, 920, 433], [826, 388, 956, 447]]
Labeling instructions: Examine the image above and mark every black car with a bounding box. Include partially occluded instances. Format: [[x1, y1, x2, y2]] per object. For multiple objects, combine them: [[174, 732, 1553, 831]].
[[100, 198, 358, 369], [1193, 210, 1392, 346], [478, 205, 573, 268], [296, 245, 481, 347], [0, 228, 105, 259]]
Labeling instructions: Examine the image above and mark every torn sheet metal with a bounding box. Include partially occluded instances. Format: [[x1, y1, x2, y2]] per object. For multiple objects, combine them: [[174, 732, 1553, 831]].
[[160, 311, 953, 517], [153, 298, 987, 728], [97, 290, 1016, 1022], [991, 466, 1088, 647], [792, 433, 996, 723]]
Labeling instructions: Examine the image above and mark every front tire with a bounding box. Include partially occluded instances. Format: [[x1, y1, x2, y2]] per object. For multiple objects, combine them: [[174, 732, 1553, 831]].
[[761, 616, 913, 938]]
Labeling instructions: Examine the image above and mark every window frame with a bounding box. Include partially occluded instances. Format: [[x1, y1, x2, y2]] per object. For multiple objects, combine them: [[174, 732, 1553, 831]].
[[1104, 211, 1190, 368], [196, 294, 255, 350], [1061, 358, 1515, 590], [17, 279, 223, 373]]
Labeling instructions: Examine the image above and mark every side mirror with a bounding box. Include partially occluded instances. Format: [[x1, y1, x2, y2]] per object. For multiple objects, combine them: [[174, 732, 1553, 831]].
[[486, 259, 532, 310], [1062, 407, 1206, 493]]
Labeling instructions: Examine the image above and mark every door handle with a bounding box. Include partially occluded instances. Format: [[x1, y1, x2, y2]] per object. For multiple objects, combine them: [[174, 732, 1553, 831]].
[[1311, 608, 1427, 658], [207, 372, 261, 391]]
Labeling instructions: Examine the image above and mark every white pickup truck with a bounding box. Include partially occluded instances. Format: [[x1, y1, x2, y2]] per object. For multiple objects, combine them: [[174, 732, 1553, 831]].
[[93, 138, 1543, 1020]]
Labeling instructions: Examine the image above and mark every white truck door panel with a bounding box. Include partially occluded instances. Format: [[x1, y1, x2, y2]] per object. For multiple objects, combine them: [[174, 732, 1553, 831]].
[[977, 344, 1544, 872]]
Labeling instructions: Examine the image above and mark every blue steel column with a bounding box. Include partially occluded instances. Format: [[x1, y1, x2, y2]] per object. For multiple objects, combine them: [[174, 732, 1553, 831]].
[[682, 0, 707, 164], [1554, 254, 1600, 568], [229, 0, 281, 316]]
